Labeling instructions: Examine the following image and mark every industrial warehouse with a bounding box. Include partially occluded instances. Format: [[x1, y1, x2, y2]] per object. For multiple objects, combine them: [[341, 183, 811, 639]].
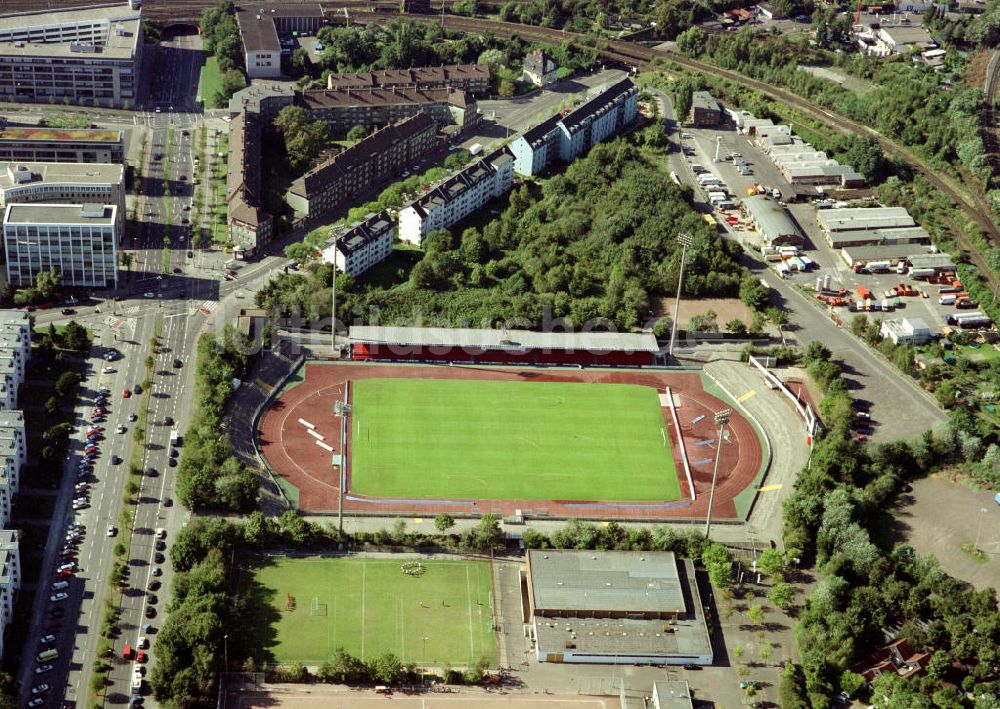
[[523, 550, 713, 666]]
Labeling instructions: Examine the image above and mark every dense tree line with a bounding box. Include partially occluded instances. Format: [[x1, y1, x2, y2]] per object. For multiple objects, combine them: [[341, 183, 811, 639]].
[[264, 138, 748, 331], [780, 343, 1000, 706], [306, 20, 596, 90], [174, 330, 258, 511], [200, 0, 247, 105], [274, 105, 332, 172]]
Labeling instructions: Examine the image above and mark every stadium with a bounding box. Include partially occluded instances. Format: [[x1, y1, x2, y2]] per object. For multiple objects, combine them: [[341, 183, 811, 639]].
[[257, 327, 766, 521]]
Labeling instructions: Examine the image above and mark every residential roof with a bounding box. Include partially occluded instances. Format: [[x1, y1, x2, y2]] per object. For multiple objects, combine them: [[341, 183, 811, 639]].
[[329, 211, 394, 256], [561, 78, 637, 133], [227, 111, 267, 227], [0, 4, 141, 59], [326, 64, 489, 91], [298, 87, 469, 110], [235, 4, 323, 53], [349, 326, 659, 353], [405, 151, 508, 218], [524, 49, 558, 76], [529, 550, 686, 614], [817, 207, 915, 232], [0, 162, 123, 190], [4, 203, 114, 225], [0, 127, 122, 144], [743, 195, 803, 239], [517, 114, 561, 149], [288, 113, 436, 198]]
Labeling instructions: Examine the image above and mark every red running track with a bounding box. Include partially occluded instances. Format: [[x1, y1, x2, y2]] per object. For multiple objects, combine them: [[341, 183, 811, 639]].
[[258, 362, 763, 520]]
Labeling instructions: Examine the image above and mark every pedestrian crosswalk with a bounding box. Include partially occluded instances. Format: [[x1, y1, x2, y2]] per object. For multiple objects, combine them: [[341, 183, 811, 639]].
[[198, 301, 218, 315]]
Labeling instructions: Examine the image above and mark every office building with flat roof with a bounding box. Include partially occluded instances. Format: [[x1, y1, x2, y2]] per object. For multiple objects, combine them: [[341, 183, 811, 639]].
[[690, 91, 722, 126], [236, 4, 324, 79], [525, 550, 713, 666], [286, 113, 437, 220], [321, 210, 394, 278], [3, 203, 119, 288], [0, 4, 144, 107], [399, 148, 513, 246], [0, 162, 124, 217], [0, 127, 124, 164]]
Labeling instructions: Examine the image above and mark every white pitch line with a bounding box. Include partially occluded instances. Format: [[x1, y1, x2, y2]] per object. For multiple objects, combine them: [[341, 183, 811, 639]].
[[315, 440, 333, 452], [298, 418, 315, 429], [466, 565, 475, 663], [361, 562, 366, 662], [307, 429, 324, 441]]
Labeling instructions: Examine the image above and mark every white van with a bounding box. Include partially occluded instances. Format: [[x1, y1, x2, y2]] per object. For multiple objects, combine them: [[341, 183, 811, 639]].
[[156, 528, 166, 539]]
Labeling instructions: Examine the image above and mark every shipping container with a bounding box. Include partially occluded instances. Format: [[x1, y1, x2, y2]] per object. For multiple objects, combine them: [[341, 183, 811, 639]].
[[910, 268, 936, 279], [939, 295, 957, 305], [857, 286, 873, 301], [800, 256, 814, 269]]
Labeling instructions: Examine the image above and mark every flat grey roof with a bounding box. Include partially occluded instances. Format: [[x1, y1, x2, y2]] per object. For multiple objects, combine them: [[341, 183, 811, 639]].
[[4, 203, 115, 225], [828, 226, 930, 245], [529, 550, 685, 614], [349, 326, 659, 353], [0, 162, 122, 190], [818, 207, 914, 232], [0, 5, 141, 59], [532, 558, 712, 661], [654, 681, 695, 709], [691, 91, 720, 112], [908, 253, 955, 268], [842, 244, 930, 261], [743, 195, 803, 239]]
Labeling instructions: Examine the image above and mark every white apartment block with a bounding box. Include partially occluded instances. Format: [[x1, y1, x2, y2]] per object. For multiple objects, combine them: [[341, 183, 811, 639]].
[[0, 530, 19, 661], [321, 211, 394, 278], [4, 202, 119, 288], [0, 454, 20, 529], [399, 149, 513, 246]]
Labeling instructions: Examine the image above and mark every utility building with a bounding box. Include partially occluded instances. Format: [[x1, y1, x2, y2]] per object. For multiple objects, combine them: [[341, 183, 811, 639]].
[[741, 195, 804, 247], [525, 550, 713, 665]]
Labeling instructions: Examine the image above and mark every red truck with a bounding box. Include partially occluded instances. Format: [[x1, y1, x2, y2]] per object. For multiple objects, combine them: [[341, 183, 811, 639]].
[[856, 286, 873, 301]]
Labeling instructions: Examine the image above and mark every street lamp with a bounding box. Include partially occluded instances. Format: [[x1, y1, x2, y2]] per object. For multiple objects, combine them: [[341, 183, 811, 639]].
[[421, 636, 428, 666], [223, 633, 229, 672], [975, 507, 989, 551], [668, 233, 694, 359], [703, 408, 732, 539]]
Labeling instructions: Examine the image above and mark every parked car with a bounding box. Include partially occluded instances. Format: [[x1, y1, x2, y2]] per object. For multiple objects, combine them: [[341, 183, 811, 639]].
[[102, 367, 116, 374], [35, 664, 53, 674], [122, 389, 132, 399], [145, 606, 156, 618], [133, 383, 142, 395], [106, 525, 117, 537]]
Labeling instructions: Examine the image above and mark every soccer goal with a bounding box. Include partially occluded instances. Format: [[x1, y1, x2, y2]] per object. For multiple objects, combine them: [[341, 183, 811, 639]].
[[309, 595, 328, 616]]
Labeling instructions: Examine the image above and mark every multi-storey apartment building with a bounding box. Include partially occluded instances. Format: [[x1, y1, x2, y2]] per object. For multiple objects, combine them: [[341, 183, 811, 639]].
[[227, 111, 272, 257], [326, 64, 490, 94], [321, 210, 395, 277], [3, 203, 119, 288], [398, 148, 514, 245], [511, 78, 638, 176], [296, 87, 477, 132], [0, 3, 144, 107], [236, 4, 324, 79], [0, 454, 19, 529], [0, 127, 124, 164], [286, 113, 438, 220], [0, 530, 19, 660]]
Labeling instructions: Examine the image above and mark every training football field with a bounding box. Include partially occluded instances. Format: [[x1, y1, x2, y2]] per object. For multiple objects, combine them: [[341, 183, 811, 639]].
[[350, 378, 679, 501], [255, 557, 496, 666]]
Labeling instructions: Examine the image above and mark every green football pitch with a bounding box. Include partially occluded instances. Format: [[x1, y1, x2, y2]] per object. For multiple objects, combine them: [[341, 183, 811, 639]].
[[254, 557, 496, 666], [350, 378, 679, 501]]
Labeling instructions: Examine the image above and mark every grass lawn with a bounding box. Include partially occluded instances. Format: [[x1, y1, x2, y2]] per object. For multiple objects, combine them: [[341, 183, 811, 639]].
[[199, 55, 223, 109], [253, 557, 496, 666], [351, 378, 678, 501]]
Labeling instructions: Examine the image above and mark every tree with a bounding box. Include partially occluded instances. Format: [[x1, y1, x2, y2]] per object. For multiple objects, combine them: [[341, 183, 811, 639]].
[[840, 669, 866, 698], [498, 79, 516, 98], [768, 581, 795, 609], [290, 47, 315, 78], [285, 241, 318, 265], [726, 318, 747, 335], [275, 105, 331, 171], [347, 124, 367, 141], [435, 513, 455, 532], [676, 27, 707, 56], [757, 548, 785, 578], [477, 48, 506, 68], [63, 320, 89, 352], [54, 371, 81, 399], [368, 652, 403, 684], [474, 514, 502, 550], [35, 268, 61, 300], [213, 69, 247, 107], [688, 310, 718, 333], [842, 135, 891, 184], [747, 603, 765, 626], [243, 510, 270, 545]]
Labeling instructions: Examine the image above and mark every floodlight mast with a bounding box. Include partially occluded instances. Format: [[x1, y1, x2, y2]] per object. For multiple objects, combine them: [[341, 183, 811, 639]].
[[668, 234, 694, 359], [703, 408, 732, 539]]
